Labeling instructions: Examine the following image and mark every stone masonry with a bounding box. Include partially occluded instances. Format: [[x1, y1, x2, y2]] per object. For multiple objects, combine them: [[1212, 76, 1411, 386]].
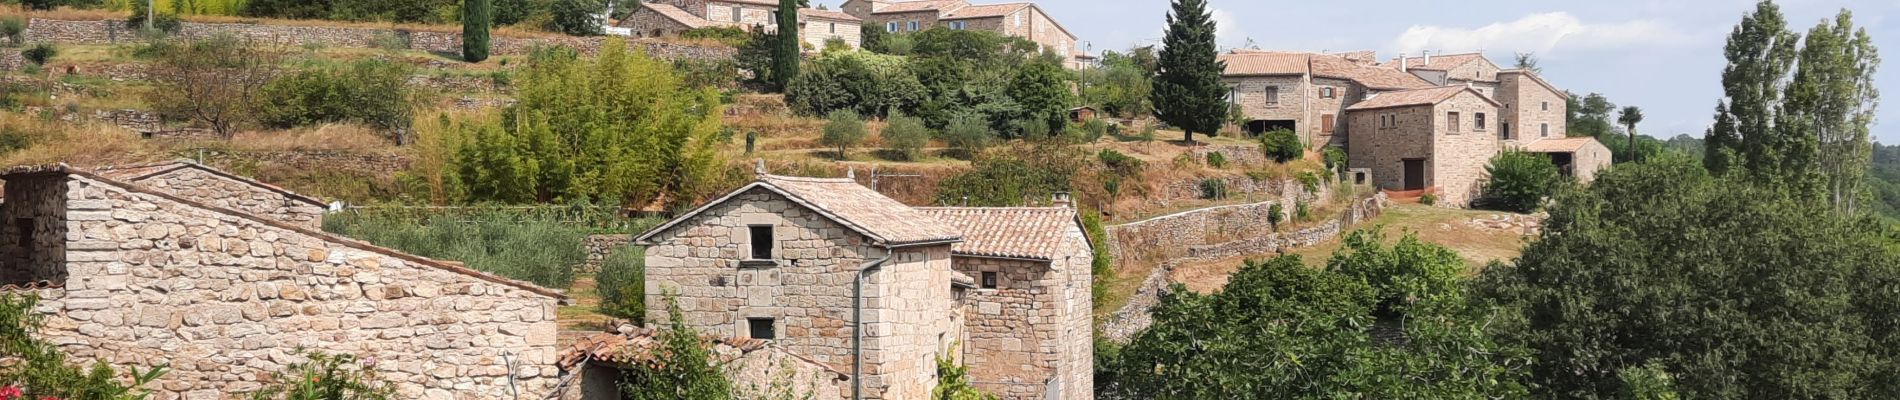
[[0, 166, 564, 400], [100, 162, 328, 230], [24, 18, 734, 61]]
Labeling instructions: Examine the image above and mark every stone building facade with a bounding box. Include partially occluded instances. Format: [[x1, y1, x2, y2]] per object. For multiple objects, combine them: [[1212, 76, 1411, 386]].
[[0, 164, 565, 399], [629, 173, 1093, 399], [840, 0, 1081, 68], [620, 0, 863, 51], [1221, 49, 1613, 207], [97, 160, 326, 230]]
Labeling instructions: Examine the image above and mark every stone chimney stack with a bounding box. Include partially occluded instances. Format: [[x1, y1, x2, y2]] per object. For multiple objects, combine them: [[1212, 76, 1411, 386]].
[[1423, 50, 1431, 65], [1398, 52, 1407, 72], [1052, 192, 1072, 208]]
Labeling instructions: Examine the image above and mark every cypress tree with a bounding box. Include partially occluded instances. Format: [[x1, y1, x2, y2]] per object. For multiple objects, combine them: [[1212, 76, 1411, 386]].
[[1150, 0, 1227, 143], [773, 0, 801, 91], [463, 0, 493, 63]]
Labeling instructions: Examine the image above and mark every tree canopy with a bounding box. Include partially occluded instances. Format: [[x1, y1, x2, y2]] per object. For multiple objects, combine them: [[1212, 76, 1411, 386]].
[[1151, 0, 1227, 142]]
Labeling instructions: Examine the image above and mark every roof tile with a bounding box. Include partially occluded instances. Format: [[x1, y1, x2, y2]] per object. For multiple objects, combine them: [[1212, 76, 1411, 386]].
[[919, 207, 1079, 260], [1344, 86, 1476, 111], [1381, 52, 1485, 71], [1218, 51, 1309, 76], [1521, 137, 1602, 153], [760, 175, 963, 245], [1311, 55, 1434, 90], [940, 3, 1028, 19]]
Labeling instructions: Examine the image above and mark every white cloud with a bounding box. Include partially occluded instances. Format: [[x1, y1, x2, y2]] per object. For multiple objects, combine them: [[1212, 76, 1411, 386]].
[[1211, 8, 1248, 48], [1389, 12, 1692, 56]]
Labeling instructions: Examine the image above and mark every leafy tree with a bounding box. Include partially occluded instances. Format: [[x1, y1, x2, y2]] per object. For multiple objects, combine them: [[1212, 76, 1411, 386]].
[[1151, 0, 1226, 142], [247, 350, 397, 400], [859, 22, 890, 53], [1567, 91, 1617, 138], [1781, 9, 1880, 212], [256, 59, 422, 141], [241, 0, 334, 19], [785, 52, 923, 118], [547, 0, 605, 36], [772, 0, 799, 90], [735, 25, 781, 89], [18, 43, 53, 66], [142, 35, 285, 138], [940, 113, 992, 159], [1007, 57, 1075, 136], [619, 294, 733, 400], [1326, 230, 1467, 317], [881, 112, 930, 161], [492, 0, 537, 25], [1078, 49, 1155, 117], [1705, 0, 1802, 184], [596, 246, 646, 323], [463, 0, 492, 62], [1260, 128, 1301, 163], [1476, 155, 1900, 399], [1480, 151, 1561, 213], [1617, 106, 1644, 162], [820, 109, 865, 160], [936, 142, 1082, 206], [1513, 52, 1542, 74]]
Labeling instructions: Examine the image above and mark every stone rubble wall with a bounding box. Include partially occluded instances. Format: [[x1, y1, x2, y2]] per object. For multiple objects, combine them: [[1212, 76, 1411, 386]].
[[1187, 145, 1270, 169], [953, 257, 1061, 400], [191, 150, 414, 177], [128, 167, 326, 230], [579, 234, 631, 274], [23, 18, 735, 60], [1098, 184, 1389, 343], [32, 173, 561, 399]]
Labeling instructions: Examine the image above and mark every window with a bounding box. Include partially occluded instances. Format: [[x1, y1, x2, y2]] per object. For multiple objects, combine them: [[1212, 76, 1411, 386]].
[[1265, 86, 1280, 106], [1321, 114, 1335, 134], [887, 22, 898, 32], [1541, 101, 1549, 111], [1320, 87, 1335, 99], [981, 272, 998, 289], [829, 22, 836, 34], [1474, 113, 1487, 131], [732, 6, 742, 22], [748, 225, 774, 260], [1541, 123, 1550, 137], [747, 318, 776, 340], [1447, 112, 1461, 133], [949, 21, 965, 30], [1014, 12, 1023, 27], [908, 20, 919, 31], [1501, 123, 1512, 140]]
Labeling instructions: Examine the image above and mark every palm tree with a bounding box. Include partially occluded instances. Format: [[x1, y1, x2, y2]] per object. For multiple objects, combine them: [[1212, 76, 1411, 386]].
[[1617, 106, 1644, 162]]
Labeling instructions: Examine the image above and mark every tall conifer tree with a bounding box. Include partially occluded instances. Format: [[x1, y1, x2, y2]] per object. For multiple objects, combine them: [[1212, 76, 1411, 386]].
[[1150, 0, 1227, 143], [463, 0, 493, 62], [773, 0, 801, 91], [1707, 0, 1801, 183]]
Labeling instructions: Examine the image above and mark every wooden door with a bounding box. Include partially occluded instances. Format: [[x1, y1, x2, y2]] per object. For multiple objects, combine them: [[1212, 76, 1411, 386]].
[[1403, 159, 1426, 190]]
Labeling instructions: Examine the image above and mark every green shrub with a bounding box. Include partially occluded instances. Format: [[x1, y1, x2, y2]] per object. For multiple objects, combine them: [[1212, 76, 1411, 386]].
[[1323, 145, 1348, 173], [596, 246, 646, 323], [1260, 128, 1302, 163], [1295, 200, 1311, 221], [547, 0, 606, 36], [19, 43, 54, 66], [882, 112, 931, 161], [0, 17, 24, 47], [1419, 193, 1438, 205], [0, 293, 169, 399], [1200, 178, 1228, 199], [1081, 211, 1115, 311], [931, 345, 996, 400], [936, 143, 1083, 206], [618, 294, 732, 400], [322, 209, 588, 288], [126, 3, 184, 34], [1480, 151, 1561, 213], [1297, 171, 1320, 193], [679, 26, 751, 47], [941, 113, 993, 159], [1325, 229, 1463, 316], [369, 32, 409, 51], [1268, 203, 1284, 228], [246, 350, 396, 400], [821, 109, 867, 160], [1205, 151, 1227, 169], [1138, 125, 1157, 142], [1098, 149, 1145, 176], [257, 59, 421, 135]]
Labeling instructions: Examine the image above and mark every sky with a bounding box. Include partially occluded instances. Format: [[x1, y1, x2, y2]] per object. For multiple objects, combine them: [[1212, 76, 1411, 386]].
[[826, 0, 1900, 143]]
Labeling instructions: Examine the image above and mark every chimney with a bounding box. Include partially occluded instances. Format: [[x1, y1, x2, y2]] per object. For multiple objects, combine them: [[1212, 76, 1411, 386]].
[[1398, 52, 1407, 72], [1052, 192, 1072, 208], [1423, 50, 1431, 65]]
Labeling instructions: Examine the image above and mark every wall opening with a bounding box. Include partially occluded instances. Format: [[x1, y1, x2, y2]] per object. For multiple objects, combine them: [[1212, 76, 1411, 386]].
[[1244, 120, 1296, 137]]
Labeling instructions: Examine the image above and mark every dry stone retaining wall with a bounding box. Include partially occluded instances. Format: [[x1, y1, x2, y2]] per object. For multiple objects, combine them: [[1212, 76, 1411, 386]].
[[579, 234, 631, 273], [24, 18, 735, 60]]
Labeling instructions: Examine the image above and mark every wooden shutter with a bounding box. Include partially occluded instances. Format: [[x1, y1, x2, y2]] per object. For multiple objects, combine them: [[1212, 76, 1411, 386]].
[[1321, 114, 1335, 134]]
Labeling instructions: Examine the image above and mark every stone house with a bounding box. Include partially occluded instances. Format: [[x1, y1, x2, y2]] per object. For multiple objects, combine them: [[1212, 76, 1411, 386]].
[[839, 0, 1081, 68], [95, 160, 327, 230], [620, 0, 862, 51], [628, 172, 1092, 399], [0, 164, 565, 399], [556, 325, 849, 400], [1220, 49, 1612, 207]]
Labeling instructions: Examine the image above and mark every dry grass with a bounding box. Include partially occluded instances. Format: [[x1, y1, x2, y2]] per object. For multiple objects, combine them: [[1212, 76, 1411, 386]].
[[1280, 204, 1531, 270], [12, 7, 560, 38], [0, 113, 162, 167], [225, 123, 397, 152]]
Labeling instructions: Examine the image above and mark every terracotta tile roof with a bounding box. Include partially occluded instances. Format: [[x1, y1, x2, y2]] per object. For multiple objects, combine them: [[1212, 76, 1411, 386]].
[[1381, 52, 1486, 71], [1311, 55, 1434, 90], [951, 271, 977, 288], [634, 3, 714, 29], [801, 8, 861, 21], [0, 164, 567, 300], [637, 174, 963, 247], [94, 160, 327, 207], [708, 0, 782, 6], [0, 280, 63, 291], [1344, 86, 1479, 111], [874, 0, 967, 14], [940, 2, 1027, 19], [558, 326, 849, 380], [1218, 51, 1308, 76], [1521, 137, 1602, 153], [918, 207, 1081, 261]]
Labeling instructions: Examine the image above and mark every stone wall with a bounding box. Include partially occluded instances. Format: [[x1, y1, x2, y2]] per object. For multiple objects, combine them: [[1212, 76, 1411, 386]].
[[1498, 71, 1567, 142], [1114, 177, 1331, 265], [1188, 146, 1268, 169], [580, 234, 631, 273], [125, 166, 327, 230], [952, 221, 1093, 400], [23, 18, 735, 60], [1430, 91, 1502, 207], [641, 187, 960, 399], [12, 171, 562, 399], [0, 174, 69, 285], [194, 150, 414, 177], [1347, 103, 1436, 196]]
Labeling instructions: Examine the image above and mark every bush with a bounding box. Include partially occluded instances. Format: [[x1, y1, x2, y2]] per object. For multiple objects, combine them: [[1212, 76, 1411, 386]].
[[618, 294, 733, 400], [936, 143, 1083, 206], [125, 3, 184, 34], [1268, 203, 1284, 228], [1261, 129, 1302, 163], [19, 43, 54, 66], [1419, 193, 1437, 205], [322, 209, 588, 288], [941, 113, 993, 159], [1326, 229, 1464, 316], [1297, 171, 1320, 193], [1323, 145, 1348, 173], [680, 26, 751, 47], [0, 293, 168, 399], [0, 17, 24, 47], [257, 59, 421, 137], [821, 109, 866, 160], [547, 0, 606, 36], [882, 113, 931, 161], [931, 346, 996, 400], [1081, 211, 1115, 309], [246, 350, 396, 400], [1295, 200, 1311, 221], [1205, 151, 1227, 169], [1200, 178, 1228, 199], [596, 246, 646, 322], [1480, 151, 1561, 213], [1082, 118, 1110, 141]]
